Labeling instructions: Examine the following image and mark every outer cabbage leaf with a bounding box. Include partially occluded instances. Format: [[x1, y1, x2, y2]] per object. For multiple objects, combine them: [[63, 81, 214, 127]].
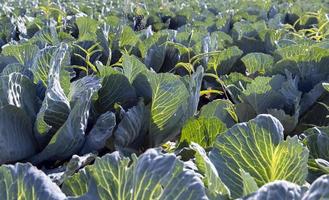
[[0, 163, 66, 200], [209, 114, 308, 198], [148, 73, 189, 145], [121, 56, 202, 146], [48, 153, 97, 186], [0, 105, 37, 164], [62, 149, 208, 200], [113, 100, 146, 149], [0, 56, 21, 74], [121, 54, 149, 84], [1, 63, 29, 77], [222, 72, 253, 104], [30, 89, 94, 164], [302, 174, 329, 200], [200, 99, 237, 127], [208, 46, 243, 75], [132, 67, 202, 146], [0, 72, 38, 119], [238, 74, 301, 133], [323, 82, 329, 92], [96, 68, 137, 113], [240, 169, 259, 196], [34, 44, 71, 147], [2, 43, 39, 67], [202, 31, 233, 54], [190, 143, 230, 199], [76, 17, 99, 41], [239, 75, 295, 113], [80, 111, 116, 155], [119, 26, 140, 48], [296, 92, 329, 133], [273, 44, 309, 60], [144, 33, 167, 72], [68, 76, 101, 104], [241, 53, 274, 75], [272, 46, 329, 93], [235, 102, 257, 123], [267, 108, 299, 134], [302, 126, 329, 161], [0, 16, 15, 45], [96, 28, 111, 65], [314, 159, 329, 174], [242, 181, 302, 200], [160, 45, 180, 72], [241, 77, 274, 113], [180, 117, 227, 148], [299, 82, 326, 115], [31, 26, 59, 47], [301, 126, 329, 180], [231, 21, 267, 54], [181, 66, 204, 117], [31, 46, 70, 88], [146, 72, 190, 146]]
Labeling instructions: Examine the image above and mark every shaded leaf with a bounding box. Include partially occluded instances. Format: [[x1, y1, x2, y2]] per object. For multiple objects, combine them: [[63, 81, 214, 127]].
[[114, 100, 146, 148], [0, 105, 37, 164], [80, 112, 116, 155]]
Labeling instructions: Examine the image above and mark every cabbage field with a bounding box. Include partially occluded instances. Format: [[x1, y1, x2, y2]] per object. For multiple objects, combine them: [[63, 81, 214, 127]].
[[2, 0, 329, 199]]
